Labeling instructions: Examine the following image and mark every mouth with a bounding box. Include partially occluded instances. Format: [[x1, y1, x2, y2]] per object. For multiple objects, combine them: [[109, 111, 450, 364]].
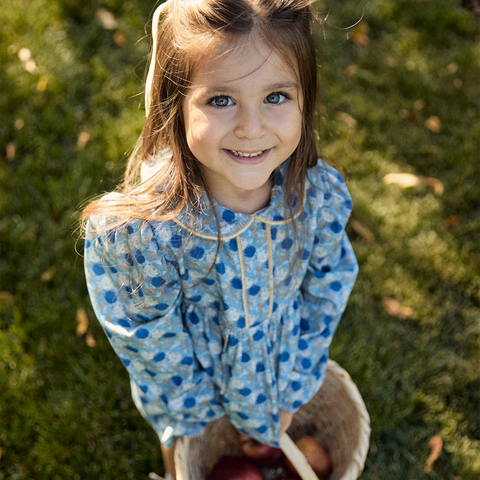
[[228, 149, 267, 158]]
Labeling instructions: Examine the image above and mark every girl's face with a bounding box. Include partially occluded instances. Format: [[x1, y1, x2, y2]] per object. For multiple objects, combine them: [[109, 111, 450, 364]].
[[183, 39, 303, 214]]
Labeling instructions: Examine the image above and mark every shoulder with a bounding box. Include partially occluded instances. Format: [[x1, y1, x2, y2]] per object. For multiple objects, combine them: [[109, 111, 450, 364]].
[[306, 159, 353, 214], [86, 193, 177, 257]]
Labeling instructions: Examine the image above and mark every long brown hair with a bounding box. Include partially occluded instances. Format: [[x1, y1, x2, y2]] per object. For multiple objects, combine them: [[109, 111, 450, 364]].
[[82, 0, 319, 224]]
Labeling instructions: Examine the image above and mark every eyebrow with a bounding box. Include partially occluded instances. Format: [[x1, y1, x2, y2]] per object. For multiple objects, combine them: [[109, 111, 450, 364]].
[[199, 81, 299, 95]]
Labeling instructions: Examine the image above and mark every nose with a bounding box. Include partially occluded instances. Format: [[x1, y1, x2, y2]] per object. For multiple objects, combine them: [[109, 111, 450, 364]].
[[234, 104, 267, 140]]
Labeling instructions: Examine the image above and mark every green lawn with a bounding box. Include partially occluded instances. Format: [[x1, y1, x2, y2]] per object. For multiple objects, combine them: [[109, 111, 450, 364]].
[[1, 0, 479, 479]]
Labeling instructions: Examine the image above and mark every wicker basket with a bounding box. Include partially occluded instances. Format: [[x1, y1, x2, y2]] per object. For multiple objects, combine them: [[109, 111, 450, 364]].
[[175, 360, 370, 480]]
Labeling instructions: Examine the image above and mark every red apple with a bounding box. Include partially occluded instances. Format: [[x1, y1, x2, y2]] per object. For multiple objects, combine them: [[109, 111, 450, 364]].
[[238, 433, 283, 466], [284, 436, 333, 479], [207, 456, 263, 480]]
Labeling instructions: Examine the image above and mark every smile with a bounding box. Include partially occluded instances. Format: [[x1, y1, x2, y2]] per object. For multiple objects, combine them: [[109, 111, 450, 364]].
[[228, 150, 266, 158]]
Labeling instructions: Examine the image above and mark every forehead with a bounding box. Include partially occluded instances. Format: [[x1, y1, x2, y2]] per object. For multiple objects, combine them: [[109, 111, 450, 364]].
[[189, 36, 300, 88]]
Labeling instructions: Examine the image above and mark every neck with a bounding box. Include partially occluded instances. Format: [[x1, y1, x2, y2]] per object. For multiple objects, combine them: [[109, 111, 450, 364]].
[[209, 177, 273, 214]]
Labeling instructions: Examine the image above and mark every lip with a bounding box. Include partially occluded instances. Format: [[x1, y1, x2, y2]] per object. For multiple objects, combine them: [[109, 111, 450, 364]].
[[224, 148, 272, 165]]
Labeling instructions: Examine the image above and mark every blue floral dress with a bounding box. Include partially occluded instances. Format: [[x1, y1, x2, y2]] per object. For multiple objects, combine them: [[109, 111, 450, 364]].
[[84, 159, 358, 447]]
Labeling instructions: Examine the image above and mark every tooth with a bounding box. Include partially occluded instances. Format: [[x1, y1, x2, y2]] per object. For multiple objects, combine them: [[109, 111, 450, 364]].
[[229, 150, 264, 157]]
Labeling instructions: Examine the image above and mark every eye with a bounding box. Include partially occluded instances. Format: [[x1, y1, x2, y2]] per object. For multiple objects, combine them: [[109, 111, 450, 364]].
[[265, 92, 288, 104], [209, 95, 234, 108]]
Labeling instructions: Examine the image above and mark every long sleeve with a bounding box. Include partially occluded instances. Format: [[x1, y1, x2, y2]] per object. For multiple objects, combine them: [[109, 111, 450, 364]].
[[84, 208, 222, 445], [279, 162, 358, 412]]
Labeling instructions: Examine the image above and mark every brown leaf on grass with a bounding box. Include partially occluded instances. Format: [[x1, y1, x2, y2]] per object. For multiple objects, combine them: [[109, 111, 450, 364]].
[[76, 131, 91, 151], [40, 268, 56, 282], [96, 8, 117, 30], [422, 177, 444, 196], [0, 291, 13, 303], [445, 215, 462, 227], [382, 298, 413, 319], [351, 220, 375, 244], [383, 173, 444, 196], [37, 76, 48, 92], [413, 99, 425, 111], [85, 332, 97, 348], [344, 64, 358, 76], [113, 32, 127, 47], [384, 173, 421, 189], [425, 116, 442, 133], [424, 435, 443, 473], [76, 308, 89, 336], [399, 109, 418, 122], [336, 111, 357, 128], [351, 23, 370, 48], [6, 142, 16, 161]]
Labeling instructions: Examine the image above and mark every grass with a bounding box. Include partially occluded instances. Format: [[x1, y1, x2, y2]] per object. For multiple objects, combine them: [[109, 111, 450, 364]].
[[0, 0, 479, 478]]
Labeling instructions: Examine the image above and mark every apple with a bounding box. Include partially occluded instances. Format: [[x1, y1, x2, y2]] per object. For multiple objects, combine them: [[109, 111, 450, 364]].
[[207, 455, 263, 480], [238, 433, 283, 466], [284, 436, 333, 479]]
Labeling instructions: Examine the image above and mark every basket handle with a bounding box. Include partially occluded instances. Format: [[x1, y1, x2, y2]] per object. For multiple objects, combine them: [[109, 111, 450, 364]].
[[279, 434, 321, 480]]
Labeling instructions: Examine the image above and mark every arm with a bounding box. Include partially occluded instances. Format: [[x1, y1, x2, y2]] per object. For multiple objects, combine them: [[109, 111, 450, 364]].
[[84, 212, 221, 444], [280, 161, 359, 413]]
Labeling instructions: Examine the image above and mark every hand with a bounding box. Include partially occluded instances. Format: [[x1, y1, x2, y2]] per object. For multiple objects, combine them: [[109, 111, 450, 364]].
[[279, 409, 294, 436]]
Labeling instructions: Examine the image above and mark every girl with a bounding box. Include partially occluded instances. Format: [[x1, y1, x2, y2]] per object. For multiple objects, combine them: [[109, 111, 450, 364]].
[[83, 0, 358, 478]]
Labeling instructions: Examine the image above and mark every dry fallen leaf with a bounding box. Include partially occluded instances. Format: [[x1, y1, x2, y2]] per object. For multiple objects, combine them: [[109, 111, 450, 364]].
[[76, 131, 91, 151], [422, 177, 444, 196], [6, 142, 16, 161], [37, 75, 48, 92], [351, 23, 370, 48], [386, 57, 397, 67], [445, 215, 462, 227], [76, 308, 89, 336], [344, 64, 358, 76], [8, 43, 19, 54], [383, 173, 444, 196], [0, 291, 13, 302], [86, 332, 97, 348], [336, 111, 357, 128], [399, 109, 418, 122], [96, 8, 117, 30], [382, 298, 414, 319], [424, 435, 443, 473], [425, 116, 442, 133], [384, 173, 421, 189], [351, 220, 375, 244], [413, 99, 425, 111], [40, 268, 56, 282], [113, 31, 127, 47]]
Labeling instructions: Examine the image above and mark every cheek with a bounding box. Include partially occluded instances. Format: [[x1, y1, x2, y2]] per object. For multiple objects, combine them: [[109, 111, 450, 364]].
[[184, 109, 217, 147]]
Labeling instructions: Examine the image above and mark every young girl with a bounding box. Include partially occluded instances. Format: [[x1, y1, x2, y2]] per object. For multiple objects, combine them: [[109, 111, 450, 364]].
[[84, 0, 358, 478]]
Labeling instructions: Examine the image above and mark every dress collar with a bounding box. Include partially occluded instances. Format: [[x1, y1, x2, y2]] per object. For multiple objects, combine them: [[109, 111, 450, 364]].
[[173, 159, 304, 239]]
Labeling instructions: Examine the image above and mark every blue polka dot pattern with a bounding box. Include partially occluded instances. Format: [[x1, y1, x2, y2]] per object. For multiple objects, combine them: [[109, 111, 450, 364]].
[[222, 209, 236, 223], [85, 158, 358, 449]]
